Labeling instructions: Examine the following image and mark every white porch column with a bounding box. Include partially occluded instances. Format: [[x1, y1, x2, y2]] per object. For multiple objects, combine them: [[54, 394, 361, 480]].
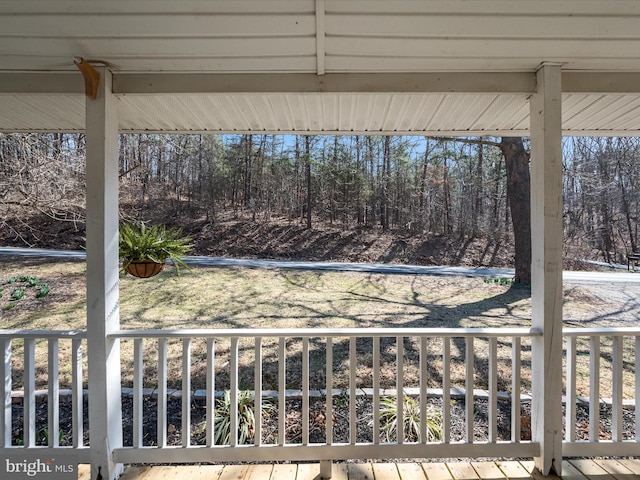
[[530, 63, 563, 476], [86, 67, 123, 480]]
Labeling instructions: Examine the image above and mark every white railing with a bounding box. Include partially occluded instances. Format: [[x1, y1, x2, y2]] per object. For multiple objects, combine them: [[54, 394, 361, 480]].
[[111, 327, 540, 464], [0, 327, 638, 466], [562, 328, 640, 456], [0, 330, 89, 461]]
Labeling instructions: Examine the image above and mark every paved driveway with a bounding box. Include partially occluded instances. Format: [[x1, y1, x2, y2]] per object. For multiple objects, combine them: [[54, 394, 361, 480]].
[[3, 246, 640, 285]]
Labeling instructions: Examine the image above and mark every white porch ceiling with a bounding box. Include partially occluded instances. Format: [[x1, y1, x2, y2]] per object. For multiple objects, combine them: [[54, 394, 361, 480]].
[[3, 0, 640, 135]]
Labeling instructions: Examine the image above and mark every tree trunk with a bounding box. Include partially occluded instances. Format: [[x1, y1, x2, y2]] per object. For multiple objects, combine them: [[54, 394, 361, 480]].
[[355, 135, 364, 225], [381, 136, 390, 232], [305, 135, 312, 230], [443, 156, 451, 234], [473, 141, 483, 236], [243, 134, 253, 209], [500, 137, 532, 285]]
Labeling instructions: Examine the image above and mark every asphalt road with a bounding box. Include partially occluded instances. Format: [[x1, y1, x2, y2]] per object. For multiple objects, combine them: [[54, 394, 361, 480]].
[[2, 246, 640, 285]]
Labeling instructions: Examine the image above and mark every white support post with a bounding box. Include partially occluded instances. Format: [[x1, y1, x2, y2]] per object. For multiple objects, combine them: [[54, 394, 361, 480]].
[[530, 62, 563, 477], [86, 66, 123, 480]]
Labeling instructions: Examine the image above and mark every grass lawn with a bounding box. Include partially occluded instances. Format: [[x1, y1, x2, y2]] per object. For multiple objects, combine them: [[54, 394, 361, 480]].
[[0, 256, 635, 399]]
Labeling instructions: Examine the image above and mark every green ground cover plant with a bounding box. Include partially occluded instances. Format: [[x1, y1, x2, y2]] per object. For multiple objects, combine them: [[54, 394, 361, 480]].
[[1, 273, 49, 311]]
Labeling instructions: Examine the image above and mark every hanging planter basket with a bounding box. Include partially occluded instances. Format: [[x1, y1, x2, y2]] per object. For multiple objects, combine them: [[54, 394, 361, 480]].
[[125, 259, 164, 278]]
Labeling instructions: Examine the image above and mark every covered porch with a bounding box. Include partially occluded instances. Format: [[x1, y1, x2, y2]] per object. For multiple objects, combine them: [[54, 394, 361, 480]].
[[1, 2, 640, 479]]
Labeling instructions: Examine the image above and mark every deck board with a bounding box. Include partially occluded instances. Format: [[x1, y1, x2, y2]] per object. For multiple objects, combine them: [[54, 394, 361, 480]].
[[244, 463, 273, 480], [145, 465, 176, 480], [396, 462, 427, 480], [347, 463, 374, 480], [569, 459, 616, 479], [272, 463, 298, 480], [594, 458, 639, 479], [371, 463, 400, 480], [421, 463, 453, 480], [196, 465, 224, 479], [447, 462, 481, 479], [618, 459, 640, 476], [494, 461, 536, 480], [82, 459, 640, 480], [331, 463, 349, 480], [519, 460, 562, 480], [295, 463, 320, 480], [217, 464, 249, 480], [470, 462, 507, 479], [559, 461, 589, 480]]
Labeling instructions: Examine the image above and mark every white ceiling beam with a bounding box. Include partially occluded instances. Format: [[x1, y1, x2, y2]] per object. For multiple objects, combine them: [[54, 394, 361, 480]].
[[562, 72, 640, 94], [112, 72, 535, 94], [5, 72, 640, 96], [0, 73, 83, 94]]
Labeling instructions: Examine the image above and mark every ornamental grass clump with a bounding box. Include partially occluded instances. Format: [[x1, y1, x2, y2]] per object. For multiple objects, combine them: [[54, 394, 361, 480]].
[[212, 390, 275, 445], [119, 222, 193, 276], [376, 395, 443, 443]]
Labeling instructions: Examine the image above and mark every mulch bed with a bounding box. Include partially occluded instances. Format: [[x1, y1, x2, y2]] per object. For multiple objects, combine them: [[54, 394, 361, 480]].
[[9, 394, 636, 452]]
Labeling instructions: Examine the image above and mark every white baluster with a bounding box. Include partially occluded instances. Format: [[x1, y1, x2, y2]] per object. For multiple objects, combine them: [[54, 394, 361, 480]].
[[1, 339, 12, 447], [372, 336, 380, 444], [254, 337, 262, 446], [512, 336, 521, 443], [349, 337, 356, 445], [24, 337, 36, 447], [396, 336, 403, 445], [206, 338, 215, 447], [442, 337, 450, 444], [278, 337, 286, 446], [488, 337, 497, 443], [466, 337, 474, 443], [611, 335, 623, 442], [158, 338, 168, 448], [420, 336, 428, 444], [182, 337, 191, 447], [71, 338, 83, 448], [133, 338, 143, 448], [589, 336, 600, 442], [230, 337, 239, 447], [48, 339, 59, 447], [326, 336, 333, 445], [302, 337, 309, 445]]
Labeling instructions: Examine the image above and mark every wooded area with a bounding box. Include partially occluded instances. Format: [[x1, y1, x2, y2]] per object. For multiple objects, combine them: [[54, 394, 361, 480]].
[[1, 133, 639, 273]]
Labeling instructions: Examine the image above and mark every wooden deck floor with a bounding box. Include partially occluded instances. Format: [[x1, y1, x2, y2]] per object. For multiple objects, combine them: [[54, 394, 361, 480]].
[[77, 458, 640, 479]]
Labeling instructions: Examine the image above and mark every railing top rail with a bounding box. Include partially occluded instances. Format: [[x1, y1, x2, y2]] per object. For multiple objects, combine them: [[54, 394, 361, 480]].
[[110, 327, 539, 339], [1, 327, 637, 341], [0, 329, 87, 339], [562, 327, 640, 337]]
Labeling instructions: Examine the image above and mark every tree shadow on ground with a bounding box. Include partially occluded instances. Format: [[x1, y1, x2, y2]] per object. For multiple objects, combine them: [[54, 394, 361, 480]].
[[163, 279, 533, 395]]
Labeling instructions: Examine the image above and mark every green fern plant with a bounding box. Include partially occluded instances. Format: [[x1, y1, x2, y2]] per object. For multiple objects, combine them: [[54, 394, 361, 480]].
[[213, 390, 275, 445], [375, 395, 443, 443], [119, 222, 193, 275]]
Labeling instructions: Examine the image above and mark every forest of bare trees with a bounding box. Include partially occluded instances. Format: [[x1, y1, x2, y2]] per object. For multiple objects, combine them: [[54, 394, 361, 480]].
[[1, 132, 640, 271]]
